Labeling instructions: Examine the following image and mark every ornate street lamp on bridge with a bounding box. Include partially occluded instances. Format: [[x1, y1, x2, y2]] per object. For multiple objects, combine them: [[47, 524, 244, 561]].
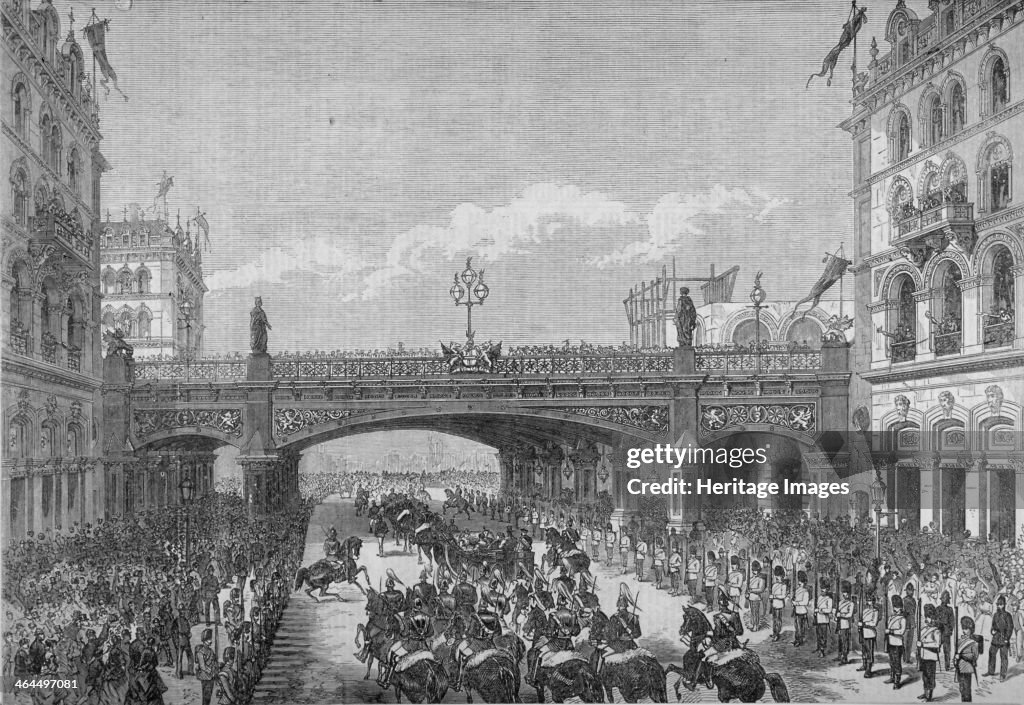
[[749, 272, 767, 376], [178, 299, 195, 380], [449, 257, 489, 346], [869, 475, 901, 559]]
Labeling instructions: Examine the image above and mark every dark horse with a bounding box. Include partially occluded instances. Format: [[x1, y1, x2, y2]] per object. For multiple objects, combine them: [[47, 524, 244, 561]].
[[442, 612, 522, 704], [664, 607, 789, 703], [521, 605, 604, 703], [354, 490, 369, 517], [442, 489, 473, 520], [587, 610, 668, 703], [294, 537, 370, 601], [542, 528, 593, 584]]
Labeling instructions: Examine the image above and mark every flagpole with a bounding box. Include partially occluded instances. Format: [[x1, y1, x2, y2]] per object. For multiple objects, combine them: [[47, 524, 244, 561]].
[[851, 1, 858, 85]]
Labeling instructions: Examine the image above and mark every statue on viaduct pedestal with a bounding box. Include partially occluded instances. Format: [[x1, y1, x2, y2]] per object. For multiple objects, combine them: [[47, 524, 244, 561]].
[[250, 296, 271, 354], [674, 287, 697, 348]]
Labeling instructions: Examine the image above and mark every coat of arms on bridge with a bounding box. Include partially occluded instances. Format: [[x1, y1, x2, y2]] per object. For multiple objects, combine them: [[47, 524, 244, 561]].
[[440, 339, 502, 373]]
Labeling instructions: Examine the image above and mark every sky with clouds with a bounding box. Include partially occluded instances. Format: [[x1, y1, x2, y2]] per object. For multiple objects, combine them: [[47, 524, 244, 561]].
[[81, 0, 924, 355]]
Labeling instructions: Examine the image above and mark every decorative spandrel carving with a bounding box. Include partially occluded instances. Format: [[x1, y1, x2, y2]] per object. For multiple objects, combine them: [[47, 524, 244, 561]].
[[134, 408, 242, 437], [700, 403, 816, 436], [558, 406, 669, 434], [274, 408, 385, 437]]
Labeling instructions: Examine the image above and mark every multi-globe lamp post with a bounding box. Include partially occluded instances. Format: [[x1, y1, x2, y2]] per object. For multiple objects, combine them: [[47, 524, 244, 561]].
[[449, 258, 489, 347]]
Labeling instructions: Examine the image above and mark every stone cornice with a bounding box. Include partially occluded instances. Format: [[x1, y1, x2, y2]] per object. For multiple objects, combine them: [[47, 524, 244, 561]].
[[865, 100, 1024, 187], [976, 203, 1024, 231], [861, 349, 1024, 383], [2, 354, 102, 391]]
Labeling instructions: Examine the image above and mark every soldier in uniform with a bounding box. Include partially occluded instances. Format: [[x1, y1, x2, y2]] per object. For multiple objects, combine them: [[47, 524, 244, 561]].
[[769, 566, 787, 641], [590, 521, 602, 561], [857, 591, 879, 677], [918, 604, 941, 701], [836, 581, 854, 664], [596, 586, 641, 678], [371, 513, 389, 558], [985, 594, 1014, 680], [668, 543, 683, 596], [903, 582, 917, 665], [686, 546, 701, 601], [379, 597, 433, 689], [792, 571, 810, 646], [747, 561, 766, 631], [704, 552, 720, 612], [200, 566, 220, 626], [684, 588, 744, 691], [453, 571, 479, 624], [604, 523, 615, 564], [653, 538, 667, 589], [814, 579, 834, 658], [634, 534, 649, 582], [323, 527, 340, 560], [380, 572, 407, 619], [407, 569, 437, 617], [619, 530, 631, 574], [885, 594, 907, 689], [955, 616, 978, 702], [936, 590, 956, 671], [528, 583, 581, 687], [727, 556, 746, 615], [552, 566, 576, 596]]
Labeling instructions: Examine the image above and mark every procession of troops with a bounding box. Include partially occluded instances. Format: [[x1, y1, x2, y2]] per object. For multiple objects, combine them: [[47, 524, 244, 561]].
[[324, 483, 1024, 703]]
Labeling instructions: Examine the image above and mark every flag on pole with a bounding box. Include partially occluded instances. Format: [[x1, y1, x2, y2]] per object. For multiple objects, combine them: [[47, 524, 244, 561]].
[[83, 15, 128, 100], [806, 3, 868, 88], [794, 247, 852, 315], [193, 211, 211, 251], [154, 171, 174, 203]]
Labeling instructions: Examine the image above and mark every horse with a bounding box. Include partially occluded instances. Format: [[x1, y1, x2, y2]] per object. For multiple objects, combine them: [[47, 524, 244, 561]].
[[354, 491, 369, 517], [441, 612, 522, 704], [442, 489, 473, 520], [415, 488, 432, 505], [354, 589, 392, 682], [587, 610, 668, 703], [664, 607, 790, 703], [294, 540, 370, 602], [521, 605, 604, 703], [388, 652, 449, 704], [542, 528, 593, 585]]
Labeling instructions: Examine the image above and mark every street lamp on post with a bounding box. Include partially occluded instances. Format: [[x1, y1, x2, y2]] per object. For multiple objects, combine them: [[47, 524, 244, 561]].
[[179, 475, 195, 569], [749, 272, 767, 375], [449, 258, 489, 347], [178, 299, 194, 380], [869, 475, 899, 559]]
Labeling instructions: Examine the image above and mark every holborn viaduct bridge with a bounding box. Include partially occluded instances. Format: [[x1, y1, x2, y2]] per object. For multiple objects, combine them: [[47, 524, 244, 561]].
[[101, 341, 852, 522]]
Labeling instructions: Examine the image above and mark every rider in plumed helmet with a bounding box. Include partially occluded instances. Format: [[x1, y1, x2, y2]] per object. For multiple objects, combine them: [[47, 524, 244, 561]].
[[452, 609, 503, 692], [528, 581, 581, 687], [596, 584, 642, 677], [379, 596, 434, 689], [685, 587, 745, 691]]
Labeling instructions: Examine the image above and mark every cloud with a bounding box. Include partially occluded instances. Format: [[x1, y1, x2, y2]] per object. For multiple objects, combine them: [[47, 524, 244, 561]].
[[204, 239, 367, 291], [591, 185, 792, 267]]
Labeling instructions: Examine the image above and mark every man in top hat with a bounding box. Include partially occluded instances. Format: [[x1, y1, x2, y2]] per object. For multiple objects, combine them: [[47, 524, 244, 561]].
[[934, 590, 956, 671], [857, 592, 879, 677], [686, 546, 701, 600], [955, 616, 979, 702], [903, 582, 918, 665], [836, 581, 855, 665], [770, 566, 787, 642], [918, 603, 941, 701], [704, 552, 720, 612], [885, 594, 907, 689], [984, 594, 1014, 680], [747, 562, 766, 631], [793, 571, 810, 646], [814, 579, 834, 658]]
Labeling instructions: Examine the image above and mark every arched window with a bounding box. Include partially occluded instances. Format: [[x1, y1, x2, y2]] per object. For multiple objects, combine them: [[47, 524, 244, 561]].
[[10, 167, 28, 225], [39, 113, 52, 165], [943, 7, 956, 36], [785, 318, 823, 350], [896, 112, 911, 162], [48, 124, 61, 172], [136, 267, 151, 293], [991, 57, 1009, 114], [116, 307, 134, 337], [66, 423, 83, 457], [949, 82, 966, 135], [889, 276, 917, 362], [12, 82, 29, 136], [731, 319, 770, 347], [40, 420, 58, 458], [137, 307, 152, 339], [984, 245, 1015, 348], [101, 267, 116, 294], [67, 148, 80, 194], [101, 306, 114, 328], [926, 94, 943, 147], [117, 267, 133, 294], [9, 416, 30, 459], [980, 139, 1012, 213], [932, 262, 963, 356]]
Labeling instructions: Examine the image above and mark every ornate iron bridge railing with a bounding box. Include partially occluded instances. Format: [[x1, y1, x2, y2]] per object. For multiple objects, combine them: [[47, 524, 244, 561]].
[[131, 346, 826, 381]]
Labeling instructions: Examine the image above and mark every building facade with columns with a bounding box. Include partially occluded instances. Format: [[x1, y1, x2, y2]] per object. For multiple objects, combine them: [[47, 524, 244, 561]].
[[2, 0, 112, 542], [99, 207, 207, 359], [842, 0, 1024, 543]]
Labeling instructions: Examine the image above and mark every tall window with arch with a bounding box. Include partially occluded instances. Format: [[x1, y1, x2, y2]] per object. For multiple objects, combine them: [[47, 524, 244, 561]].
[[13, 82, 28, 136], [40, 113, 52, 165], [949, 82, 966, 135], [66, 423, 83, 457], [984, 245, 1015, 348], [67, 149, 80, 194], [888, 276, 917, 362], [9, 416, 30, 459], [116, 308, 134, 338], [932, 262, 963, 356], [927, 94, 943, 146], [982, 141, 1012, 213], [137, 307, 152, 339], [991, 57, 1009, 114], [101, 268, 116, 294], [48, 124, 61, 173], [10, 167, 28, 225], [895, 112, 911, 162], [137, 267, 150, 293]]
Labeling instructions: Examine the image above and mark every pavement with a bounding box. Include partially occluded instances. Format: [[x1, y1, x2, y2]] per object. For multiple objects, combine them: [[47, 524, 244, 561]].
[[219, 492, 1024, 703]]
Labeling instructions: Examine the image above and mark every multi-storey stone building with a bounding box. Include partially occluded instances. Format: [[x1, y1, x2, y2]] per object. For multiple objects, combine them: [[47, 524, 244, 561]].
[[2, 0, 108, 539], [842, 0, 1024, 542], [99, 206, 207, 359]]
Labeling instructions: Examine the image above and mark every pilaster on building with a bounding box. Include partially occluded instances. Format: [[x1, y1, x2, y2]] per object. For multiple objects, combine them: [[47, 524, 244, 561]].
[[841, 0, 1024, 543]]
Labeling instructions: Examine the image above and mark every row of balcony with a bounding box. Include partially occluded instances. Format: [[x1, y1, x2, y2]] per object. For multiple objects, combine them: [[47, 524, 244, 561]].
[[8, 322, 82, 373], [885, 312, 1015, 362]]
